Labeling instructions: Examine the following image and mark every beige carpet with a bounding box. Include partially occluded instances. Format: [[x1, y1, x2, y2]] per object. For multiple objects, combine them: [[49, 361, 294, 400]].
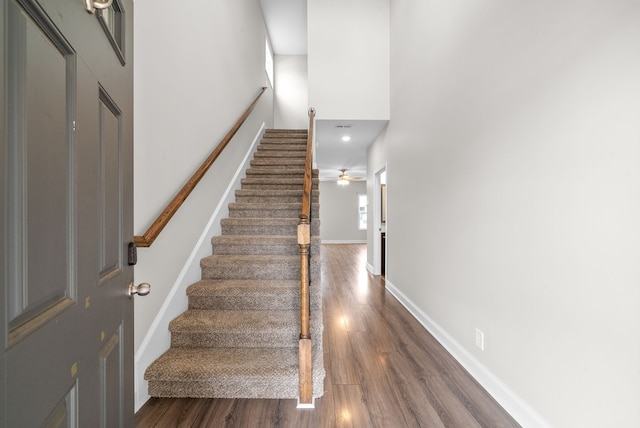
[[144, 129, 325, 399]]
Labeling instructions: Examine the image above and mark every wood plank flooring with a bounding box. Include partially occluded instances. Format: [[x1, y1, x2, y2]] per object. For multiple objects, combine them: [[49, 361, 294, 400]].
[[135, 244, 520, 427]]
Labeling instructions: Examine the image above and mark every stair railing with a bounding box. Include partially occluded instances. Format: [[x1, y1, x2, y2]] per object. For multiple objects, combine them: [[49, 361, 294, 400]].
[[297, 107, 315, 406], [134, 87, 267, 248]]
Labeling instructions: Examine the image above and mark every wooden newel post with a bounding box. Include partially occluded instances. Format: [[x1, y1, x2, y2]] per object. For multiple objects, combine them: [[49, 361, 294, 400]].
[[298, 215, 313, 404]]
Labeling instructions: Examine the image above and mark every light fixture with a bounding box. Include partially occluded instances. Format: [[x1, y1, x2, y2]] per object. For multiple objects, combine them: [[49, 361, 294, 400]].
[[341, 135, 351, 142], [337, 177, 349, 186]]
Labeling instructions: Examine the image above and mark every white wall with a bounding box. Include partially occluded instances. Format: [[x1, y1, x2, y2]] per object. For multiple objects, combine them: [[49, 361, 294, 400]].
[[308, 0, 390, 121], [319, 181, 367, 243], [368, 1, 640, 427], [274, 55, 308, 129], [133, 0, 273, 407]]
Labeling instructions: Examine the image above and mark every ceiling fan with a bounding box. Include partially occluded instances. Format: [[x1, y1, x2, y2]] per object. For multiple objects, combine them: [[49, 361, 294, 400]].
[[335, 169, 362, 186]]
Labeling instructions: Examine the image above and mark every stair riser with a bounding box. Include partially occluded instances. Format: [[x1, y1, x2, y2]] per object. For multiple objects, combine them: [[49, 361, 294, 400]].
[[261, 135, 307, 140], [257, 145, 306, 152], [253, 151, 307, 159], [234, 194, 319, 204], [188, 290, 322, 311], [245, 170, 306, 178], [240, 179, 318, 190], [250, 159, 306, 167], [245, 165, 318, 175], [171, 332, 297, 349], [170, 324, 323, 349], [202, 261, 300, 280], [221, 219, 320, 236], [148, 380, 299, 399], [201, 259, 320, 281], [212, 239, 320, 256], [262, 134, 307, 139], [228, 204, 319, 219]]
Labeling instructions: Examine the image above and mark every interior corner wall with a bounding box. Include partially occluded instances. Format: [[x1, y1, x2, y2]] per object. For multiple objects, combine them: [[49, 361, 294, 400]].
[[375, 1, 640, 427], [133, 0, 273, 356], [274, 55, 308, 129], [307, 0, 390, 121], [319, 181, 367, 243]]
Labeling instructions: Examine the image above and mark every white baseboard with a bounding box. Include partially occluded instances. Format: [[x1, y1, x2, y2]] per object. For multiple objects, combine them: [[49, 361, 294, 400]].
[[366, 262, 374, 274], [134, 124, 266, 412], [384, 279, 550, 428]]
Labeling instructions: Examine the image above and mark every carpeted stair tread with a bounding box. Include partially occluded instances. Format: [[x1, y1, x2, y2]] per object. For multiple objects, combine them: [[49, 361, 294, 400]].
[[145, 347, 299, 382], [250, 158, 306, 167], [221, 217, 320, 236], [241, 177, 319, 190], [253, 151, 307, 158], [145, 347, 324, 399], [170, 309, 298, 332], [234, 189, 319, 204], [228, 202, 319, 219], [256, 144, 306, 152], [211, 235, 320, 255], [169, 309, 323, 348], [186, 279, 322, 310], [201, 254, 298, 265], [200, 254, 321, 281], [245, 167, 307, 177]]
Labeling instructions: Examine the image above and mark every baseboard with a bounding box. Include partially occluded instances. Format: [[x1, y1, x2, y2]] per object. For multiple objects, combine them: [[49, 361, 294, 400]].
[[384, 279, 550, 428], [320, 240, 367, 244], [134, 124, 266, 411], [366, 262, 374, 274]]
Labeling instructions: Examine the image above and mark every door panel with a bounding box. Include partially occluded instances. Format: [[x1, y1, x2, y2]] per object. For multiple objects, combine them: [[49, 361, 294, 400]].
[[98, 89, 123, 281], [100, 326, 124, 428], [6, 0, 75, 337], [2, 0, 134, 426]]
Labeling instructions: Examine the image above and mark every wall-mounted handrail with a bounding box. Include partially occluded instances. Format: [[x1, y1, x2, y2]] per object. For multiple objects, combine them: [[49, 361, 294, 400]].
[[298, 107, 315, 406], [134, 87, 267, 248]]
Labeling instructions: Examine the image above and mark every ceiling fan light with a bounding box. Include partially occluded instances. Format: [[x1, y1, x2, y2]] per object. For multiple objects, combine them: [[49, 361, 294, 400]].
[[337, 177, 349, 186]]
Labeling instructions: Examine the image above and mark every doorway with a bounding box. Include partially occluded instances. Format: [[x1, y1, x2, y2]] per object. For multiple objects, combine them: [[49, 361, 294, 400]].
[[373, 167, 387, 276]]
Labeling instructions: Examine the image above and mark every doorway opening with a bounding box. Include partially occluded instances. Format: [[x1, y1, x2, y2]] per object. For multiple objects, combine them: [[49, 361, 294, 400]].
[[373, 167, 387, 276]]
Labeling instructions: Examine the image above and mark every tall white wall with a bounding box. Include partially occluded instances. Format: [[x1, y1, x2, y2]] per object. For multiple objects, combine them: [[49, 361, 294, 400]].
[[319, 181, 367, 243], [274, 55, 308, 129], [133, 0, 273, 407], [369, 1, 640, 426], [308, 0, 390, 121]]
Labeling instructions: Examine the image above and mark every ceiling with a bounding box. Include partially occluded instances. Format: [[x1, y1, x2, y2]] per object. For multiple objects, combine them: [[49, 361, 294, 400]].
[[315, 120, 388, 181], [259, 0, 307, 55], [260, 0, 385, 182]]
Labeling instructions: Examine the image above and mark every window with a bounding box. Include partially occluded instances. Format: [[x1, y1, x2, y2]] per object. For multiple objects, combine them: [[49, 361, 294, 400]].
[[265, 40, 274, 88], [358, 194, 367, 230]]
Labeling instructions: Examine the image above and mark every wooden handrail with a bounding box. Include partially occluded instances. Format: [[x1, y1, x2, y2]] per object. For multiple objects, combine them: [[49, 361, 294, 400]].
[[298, 107, 315, 406], [134, 87, 267, 248]]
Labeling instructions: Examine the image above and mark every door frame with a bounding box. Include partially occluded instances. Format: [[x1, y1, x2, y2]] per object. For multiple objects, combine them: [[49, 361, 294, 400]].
[[372, 165, 387, 276]]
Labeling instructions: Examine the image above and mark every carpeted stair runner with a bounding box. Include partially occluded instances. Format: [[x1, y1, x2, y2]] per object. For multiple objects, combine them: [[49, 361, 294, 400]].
[[144, 129, 325, 400]]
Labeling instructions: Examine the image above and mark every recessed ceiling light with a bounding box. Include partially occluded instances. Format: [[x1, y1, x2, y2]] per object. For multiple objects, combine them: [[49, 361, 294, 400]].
[[341, 136, 351, 142]]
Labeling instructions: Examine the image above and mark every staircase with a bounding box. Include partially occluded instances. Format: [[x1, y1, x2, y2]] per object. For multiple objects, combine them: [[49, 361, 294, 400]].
[[144, 129, 325, 400]]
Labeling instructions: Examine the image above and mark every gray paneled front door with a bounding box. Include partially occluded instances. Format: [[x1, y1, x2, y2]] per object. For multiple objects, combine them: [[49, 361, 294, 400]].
[[1, 0, 134, 425]]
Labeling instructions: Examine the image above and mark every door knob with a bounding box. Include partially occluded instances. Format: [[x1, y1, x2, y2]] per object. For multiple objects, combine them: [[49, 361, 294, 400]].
[[128, 282, 151, 298], [85, 0, 113, 14]]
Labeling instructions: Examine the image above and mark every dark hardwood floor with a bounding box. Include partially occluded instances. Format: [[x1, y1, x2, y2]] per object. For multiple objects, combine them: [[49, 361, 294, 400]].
[[136, 244, 520, 427]]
